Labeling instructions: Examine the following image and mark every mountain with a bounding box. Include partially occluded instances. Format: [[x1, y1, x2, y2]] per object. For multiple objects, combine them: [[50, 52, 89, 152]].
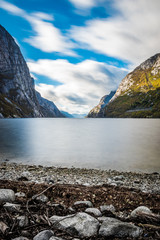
[[0, 25, 64, 118], [61, 111, 74, 118], [88, 54, 160, 118], [36, 91, 64, 118], [104, 54, 160, 118], [87, 91, 116, 118]]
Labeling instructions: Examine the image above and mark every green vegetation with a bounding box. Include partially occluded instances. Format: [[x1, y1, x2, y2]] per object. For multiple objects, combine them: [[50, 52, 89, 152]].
[[104, 66, 160, 118]]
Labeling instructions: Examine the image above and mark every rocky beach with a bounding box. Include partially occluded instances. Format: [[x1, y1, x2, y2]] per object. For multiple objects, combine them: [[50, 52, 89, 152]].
[[0, 162, 160, 240]]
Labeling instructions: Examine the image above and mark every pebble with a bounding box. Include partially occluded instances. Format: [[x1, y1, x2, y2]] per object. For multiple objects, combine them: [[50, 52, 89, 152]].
[[33, 194, 48, 203], [17, 216, 29, 227], [3, 202, 21, 212], [73, 200, 93, 208], [0, 221, 9, 234], [15, 192, 26, 198], [85, 207, 102, 217], [100, 204, 116, 213], [131, 206, 152, 218], [0, 162, 159, 194], [0, 189, 15, 204], [33, 230, 54, 240]]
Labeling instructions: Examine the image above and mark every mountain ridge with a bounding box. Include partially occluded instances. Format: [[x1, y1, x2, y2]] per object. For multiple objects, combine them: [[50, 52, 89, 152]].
[[0, 25, 64, 118], [88, 53, 160, 118]]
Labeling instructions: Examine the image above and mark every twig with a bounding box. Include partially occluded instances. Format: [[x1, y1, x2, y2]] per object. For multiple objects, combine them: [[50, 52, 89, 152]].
[[32, 184, 55, 200], [138, 223, 160, 230]]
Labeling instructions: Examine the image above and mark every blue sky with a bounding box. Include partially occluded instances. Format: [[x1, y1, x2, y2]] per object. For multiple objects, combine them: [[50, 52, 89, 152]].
[[0, 0, 160, 115]]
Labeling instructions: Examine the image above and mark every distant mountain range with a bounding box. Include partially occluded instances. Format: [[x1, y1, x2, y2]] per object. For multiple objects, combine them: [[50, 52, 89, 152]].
[[0, 25, 64, 118], [88, 54, 160, 118]]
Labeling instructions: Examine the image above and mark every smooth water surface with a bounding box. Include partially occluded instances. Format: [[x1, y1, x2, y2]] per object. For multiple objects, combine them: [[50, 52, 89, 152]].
[[0, 118, 160, 173]]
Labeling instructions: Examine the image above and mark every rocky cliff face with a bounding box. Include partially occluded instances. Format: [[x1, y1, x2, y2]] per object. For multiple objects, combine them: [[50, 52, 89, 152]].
[[104, 54, 160, 118], [0, 25, 64, 118], [87, 91, 116, 118], [89, 54, 160, 118]]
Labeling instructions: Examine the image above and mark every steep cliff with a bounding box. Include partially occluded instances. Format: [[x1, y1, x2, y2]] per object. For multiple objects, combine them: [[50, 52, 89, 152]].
[[0, 25, 64, 118], [104, 54, 160, 118], [87, 91, 116, 117]]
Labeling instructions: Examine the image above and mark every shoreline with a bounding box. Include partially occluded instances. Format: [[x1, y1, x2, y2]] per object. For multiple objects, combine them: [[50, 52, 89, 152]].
[[0, 162, 159, 194], [0, 162, 160, 239]]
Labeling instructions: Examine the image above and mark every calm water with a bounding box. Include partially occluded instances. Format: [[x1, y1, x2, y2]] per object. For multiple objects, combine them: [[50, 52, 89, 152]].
[[0, 118, 160, 173]]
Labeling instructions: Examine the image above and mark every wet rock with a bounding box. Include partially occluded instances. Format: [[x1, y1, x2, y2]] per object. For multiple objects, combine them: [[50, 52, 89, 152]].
[[0, 221, 9, 234], [33, 230, 54, 240], [4, 202, 21, 212], [131, 206, 152, 218], [50, 212, 99, 237], [85, 208, 102, 217], [0, 189, 15, 204], [17, 216, 29, 227], [73, 200, 93, 208], [99, 217, 142, 238]]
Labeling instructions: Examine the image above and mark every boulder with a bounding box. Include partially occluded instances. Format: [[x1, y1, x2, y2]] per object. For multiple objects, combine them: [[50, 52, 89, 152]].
[[33, 230, 54, 240], [50, 212, 99, 237], [0, 189, 15, 204], [99, 217, 142, 238]]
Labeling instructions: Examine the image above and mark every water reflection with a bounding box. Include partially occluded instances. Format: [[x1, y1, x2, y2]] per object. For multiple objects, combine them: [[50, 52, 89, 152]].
[[0, 118, 159, 173]]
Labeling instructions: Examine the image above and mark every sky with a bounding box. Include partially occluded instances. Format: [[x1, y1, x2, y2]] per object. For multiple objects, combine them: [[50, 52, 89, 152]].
[[0, 0, 160, 115]]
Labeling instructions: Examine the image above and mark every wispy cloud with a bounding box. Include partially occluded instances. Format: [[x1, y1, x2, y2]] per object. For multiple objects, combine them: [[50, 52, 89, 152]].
[[69, 0, 160, 65], [28, 59, 128, 114], [0, 0, 76, 56], [69, 0, 96, 9]]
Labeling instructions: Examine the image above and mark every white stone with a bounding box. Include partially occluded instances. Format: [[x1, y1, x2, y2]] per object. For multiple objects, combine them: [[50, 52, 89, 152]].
[[100, 204, 115, 213], [15, 192, 26, 198], [85, 208, 102, 217], [131, 206, 152, 218], [17, 216, 29, 227], [0, 189, 15, 204], [0, 221, 9, 234], [50, 212, 99, 237], [73, 200, 93, 208], [4, 202, 21, 212], [33, 230, 54, 240]]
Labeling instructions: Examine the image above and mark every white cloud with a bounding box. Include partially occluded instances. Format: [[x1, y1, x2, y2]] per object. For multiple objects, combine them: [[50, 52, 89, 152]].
[[70, 0, 160, 65], [0, 0, 76, 56], [28, 59, 128, 114], [69, 0, 96, 9], [0, 0, 25, 16]]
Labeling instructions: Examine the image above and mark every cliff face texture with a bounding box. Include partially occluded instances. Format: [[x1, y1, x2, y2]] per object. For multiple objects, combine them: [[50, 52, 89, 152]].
[[87, 91, 116, 118], [88, 54, 160, 118], [0, 25, 64, 118], [104, 54, 160, 118]]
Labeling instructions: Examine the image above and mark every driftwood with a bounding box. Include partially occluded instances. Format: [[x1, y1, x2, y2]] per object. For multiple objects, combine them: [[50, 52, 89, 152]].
[[131, 212, 160, 225]]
